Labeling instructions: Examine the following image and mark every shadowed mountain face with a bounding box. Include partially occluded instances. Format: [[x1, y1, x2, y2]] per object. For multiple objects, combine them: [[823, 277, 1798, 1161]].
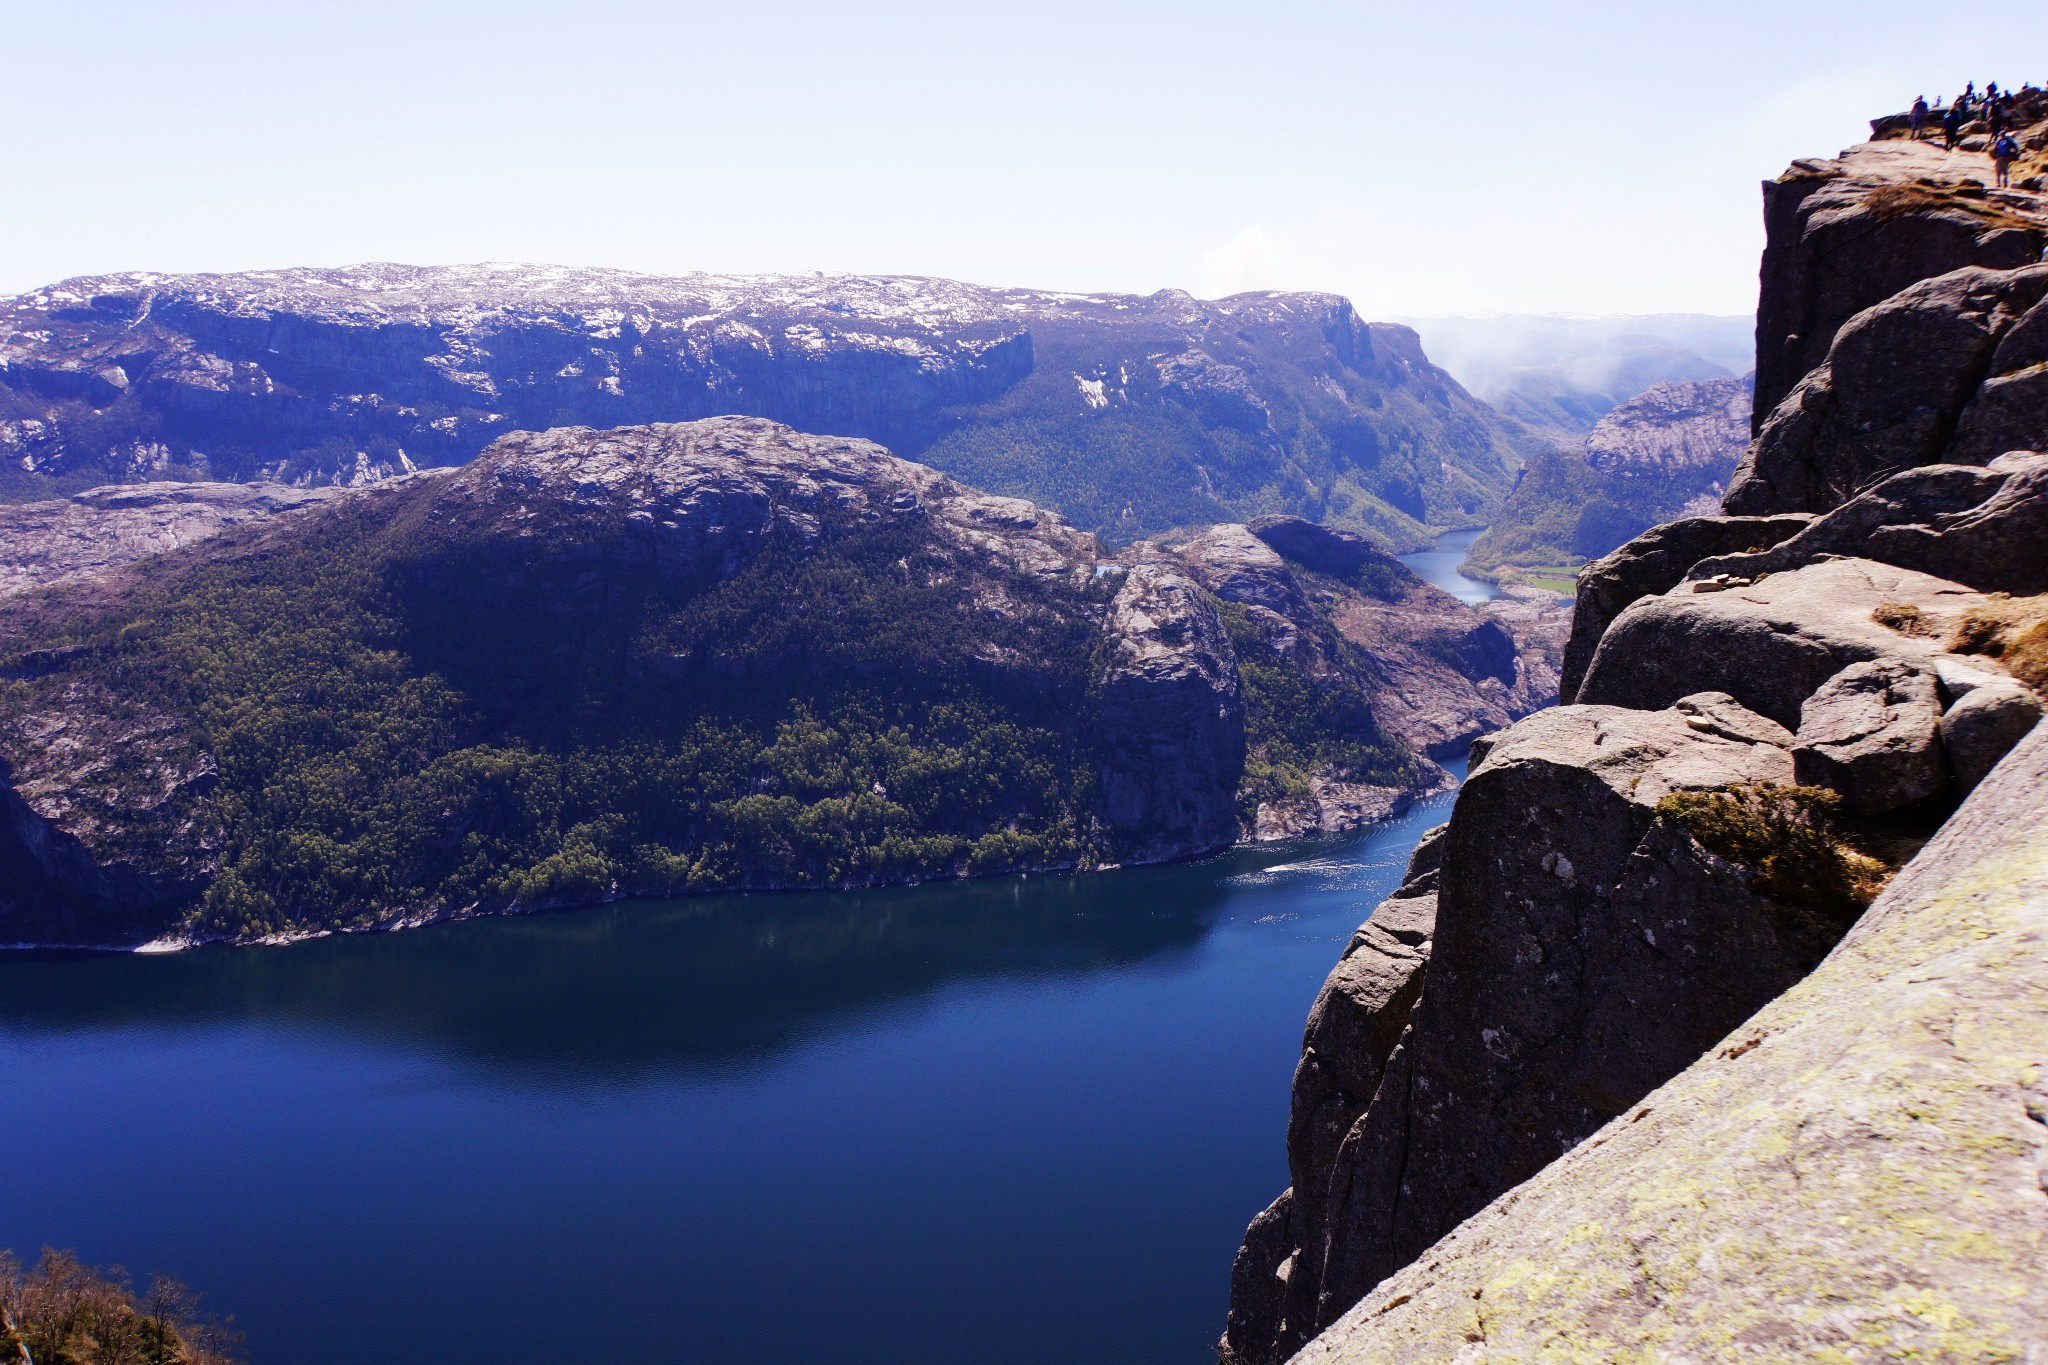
[[0, 265, 1533, 548], [0, 416, 1558, 950]]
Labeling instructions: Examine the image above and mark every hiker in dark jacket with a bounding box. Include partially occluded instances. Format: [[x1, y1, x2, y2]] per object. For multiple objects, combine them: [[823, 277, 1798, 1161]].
[[1992, 131, 2020, 188], [1911, 95, 1929, 139], [1943, 104, 1965, 149]]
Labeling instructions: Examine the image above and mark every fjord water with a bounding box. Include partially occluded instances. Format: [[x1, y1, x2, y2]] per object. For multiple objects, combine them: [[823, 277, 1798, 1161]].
[[1398, 528, 1499, 604], [0, 770, 1463, 1364]]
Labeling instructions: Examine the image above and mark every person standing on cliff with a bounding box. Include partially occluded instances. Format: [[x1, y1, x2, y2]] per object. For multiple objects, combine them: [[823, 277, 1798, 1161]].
[[1911, 95, 1930, 139], [1943, 103, 1965, 149], [1992, 130, 2019, 188]]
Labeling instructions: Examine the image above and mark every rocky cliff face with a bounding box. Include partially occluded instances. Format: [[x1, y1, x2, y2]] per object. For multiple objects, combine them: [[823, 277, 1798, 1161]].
[[0, 417, 1550, 949], [1225, 114, 2048, 1364], [1583, 375, 1753, 479], [1294, 719, 2048, 1362], [1751, 133, 2048, 429], [1173, 517, 1565, 838], [0, 264, 1533, 548]]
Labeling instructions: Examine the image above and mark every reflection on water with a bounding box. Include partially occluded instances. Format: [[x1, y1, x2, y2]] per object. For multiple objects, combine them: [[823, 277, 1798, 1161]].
[[0, 868, 1236, 1083], [0, 773, 1461, 1365], [1398, 527, 1499, 605]]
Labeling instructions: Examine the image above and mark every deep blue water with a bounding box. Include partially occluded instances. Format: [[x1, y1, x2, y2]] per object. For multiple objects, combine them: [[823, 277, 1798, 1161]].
[[0, 770, 1462, 1365], [1398, 528, 1498, 604]]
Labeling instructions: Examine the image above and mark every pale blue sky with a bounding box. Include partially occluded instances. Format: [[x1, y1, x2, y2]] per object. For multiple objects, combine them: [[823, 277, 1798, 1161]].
[[3, 1, 2041, 313]]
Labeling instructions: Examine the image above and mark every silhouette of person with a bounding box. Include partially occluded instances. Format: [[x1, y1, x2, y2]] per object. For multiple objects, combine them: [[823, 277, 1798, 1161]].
[[1991, 131, 2019, 188], [1911, 95, 1929, 139]]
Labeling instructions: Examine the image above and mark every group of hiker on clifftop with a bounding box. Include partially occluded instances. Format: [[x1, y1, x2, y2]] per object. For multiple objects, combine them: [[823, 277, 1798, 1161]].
[[1907, 82, 2034, 186]]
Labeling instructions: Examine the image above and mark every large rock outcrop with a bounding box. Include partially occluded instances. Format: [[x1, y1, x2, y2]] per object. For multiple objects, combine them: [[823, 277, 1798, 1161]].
[[1751, 136, 2048, 426], [1293, 716, 2048, 1364], [1227, 111, 2048, 1365], [1222, 697, 1870, 1364], [1729, 264, 2048, 513], [0, 480, 341, 601], [1575, 556, 1994, 728], [1093, 561, 1245, 862], [0, 265, 1534, 547], [1559, 511, 1812, 702], [1695, 450, 2048, 595], [1730, 132, 2048, 514]]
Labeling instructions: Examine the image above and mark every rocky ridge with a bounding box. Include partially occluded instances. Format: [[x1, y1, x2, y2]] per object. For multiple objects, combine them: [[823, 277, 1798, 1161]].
[[0, 481, 343, 602], [1224, 112, 2048, 1363], [0, 417, 1554, 949], [1462, 374, 1755, 583], [0, 264, 1534, 548], [1583, 375, 1753, 479]]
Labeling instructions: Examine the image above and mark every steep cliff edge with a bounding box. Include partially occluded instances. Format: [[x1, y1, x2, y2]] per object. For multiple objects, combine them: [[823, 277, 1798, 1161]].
[[1225, 111, 2048, 1364], [0, 265, 1534, 548], [1296, 718, 2048, 1362], [1750, 127, 2048, 430], [0, 418, 1546, 949]]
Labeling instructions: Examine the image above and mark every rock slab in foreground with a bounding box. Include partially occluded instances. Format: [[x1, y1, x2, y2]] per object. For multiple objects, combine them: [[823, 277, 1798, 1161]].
[[1294, 717, 2048, 1365]]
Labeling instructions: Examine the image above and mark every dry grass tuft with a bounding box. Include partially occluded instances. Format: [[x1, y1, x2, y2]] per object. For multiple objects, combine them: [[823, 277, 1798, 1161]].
[[1871, 601, 1933, 636], [1862, 179, 2044, 231], [1950, 592, 2048, 694]]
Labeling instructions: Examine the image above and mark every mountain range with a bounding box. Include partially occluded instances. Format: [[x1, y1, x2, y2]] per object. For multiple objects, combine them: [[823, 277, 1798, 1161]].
[[0, 265, 1541, 550]]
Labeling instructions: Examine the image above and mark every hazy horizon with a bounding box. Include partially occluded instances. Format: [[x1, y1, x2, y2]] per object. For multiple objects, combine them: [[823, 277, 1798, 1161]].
[[6, 1, 2040, 314]]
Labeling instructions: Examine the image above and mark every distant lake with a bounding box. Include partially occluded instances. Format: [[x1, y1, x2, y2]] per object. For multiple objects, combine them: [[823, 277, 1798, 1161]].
[[0, 768, 1462, 1364], [1399, 528, 1498, 604]]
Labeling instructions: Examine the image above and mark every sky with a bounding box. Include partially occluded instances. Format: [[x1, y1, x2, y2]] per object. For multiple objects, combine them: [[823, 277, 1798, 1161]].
[[2, 1, 2042, 316]]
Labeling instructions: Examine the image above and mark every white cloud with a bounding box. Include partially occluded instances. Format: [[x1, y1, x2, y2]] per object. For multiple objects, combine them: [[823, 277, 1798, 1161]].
[[1198, 226, 1291, 298]]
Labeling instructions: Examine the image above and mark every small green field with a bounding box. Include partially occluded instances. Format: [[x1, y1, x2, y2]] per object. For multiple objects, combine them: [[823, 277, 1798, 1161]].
[[1509, 567, 1581, 595]]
